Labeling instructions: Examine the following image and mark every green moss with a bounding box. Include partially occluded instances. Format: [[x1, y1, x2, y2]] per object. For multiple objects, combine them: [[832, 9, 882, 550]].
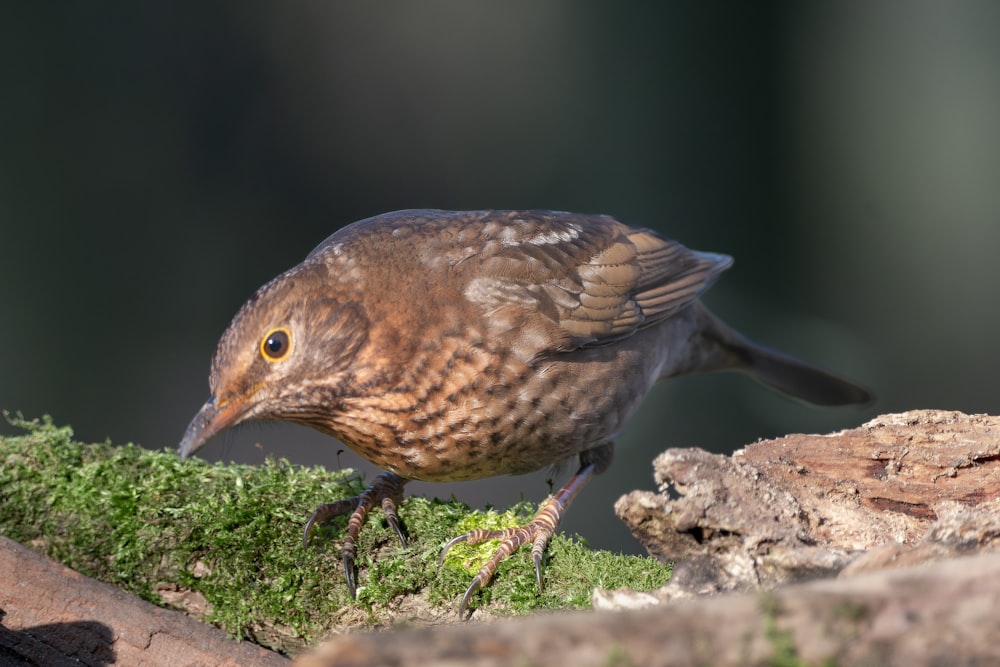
[[0, 416, 671, 652], [441, 504, 529, 575]]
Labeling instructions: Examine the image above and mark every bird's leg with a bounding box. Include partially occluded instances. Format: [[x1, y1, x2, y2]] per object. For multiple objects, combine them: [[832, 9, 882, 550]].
[[441, 443, 612, 618], [303, 471, 408, 598]]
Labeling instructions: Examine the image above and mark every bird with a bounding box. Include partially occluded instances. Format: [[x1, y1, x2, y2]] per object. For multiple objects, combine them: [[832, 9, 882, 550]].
[[178, 209, 870, 616]]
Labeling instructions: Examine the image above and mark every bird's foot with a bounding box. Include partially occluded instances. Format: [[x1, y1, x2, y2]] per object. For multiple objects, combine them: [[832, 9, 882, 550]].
[[303, 471, 408, 598], [441, 494, 566, 618]]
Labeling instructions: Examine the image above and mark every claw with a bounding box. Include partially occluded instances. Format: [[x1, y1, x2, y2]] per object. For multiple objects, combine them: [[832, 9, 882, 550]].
[[533, 552, 544, 594], [382, 497, 407, 547], [531, 529, 549, 593], [439, 532, 472, 565], [302, 471, 408, 598], [445, 523, 547, 617], [458, 575, 483, 619], [303, 520, 316, 549], [303, 498, 356, 548], [343, 550, 357, 599], [443, 459, 601, 618]]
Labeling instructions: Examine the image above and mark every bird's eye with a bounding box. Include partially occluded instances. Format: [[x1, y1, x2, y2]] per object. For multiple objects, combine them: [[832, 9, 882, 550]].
[[260, 327, 292, 362]]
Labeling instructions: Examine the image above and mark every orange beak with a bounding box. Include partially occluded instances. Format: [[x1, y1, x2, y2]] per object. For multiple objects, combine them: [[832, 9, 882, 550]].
[[178, 394, 250, 460]]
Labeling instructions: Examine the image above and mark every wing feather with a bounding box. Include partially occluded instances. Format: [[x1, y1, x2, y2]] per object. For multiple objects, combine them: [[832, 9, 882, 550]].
[[453, 211, 732, 354]]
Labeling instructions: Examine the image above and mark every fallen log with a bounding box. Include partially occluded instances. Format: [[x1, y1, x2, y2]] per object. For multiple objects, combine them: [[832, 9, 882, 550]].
[[615, 409, 1000, 598], [0, 536, 288, 667], [294, 551, 1000, 667]]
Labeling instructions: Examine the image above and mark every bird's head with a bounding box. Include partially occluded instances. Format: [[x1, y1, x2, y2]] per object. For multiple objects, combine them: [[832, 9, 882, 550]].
[[178, 261, 369, 459]]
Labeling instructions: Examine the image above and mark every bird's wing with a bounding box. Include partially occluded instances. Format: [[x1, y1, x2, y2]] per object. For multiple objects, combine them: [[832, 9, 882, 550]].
[[458, 211, 733, 352]]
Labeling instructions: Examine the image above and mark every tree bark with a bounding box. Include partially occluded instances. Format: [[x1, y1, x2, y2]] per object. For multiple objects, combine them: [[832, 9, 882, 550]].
[[0, 536, 289, 667], [615, 409, 1000, 599]]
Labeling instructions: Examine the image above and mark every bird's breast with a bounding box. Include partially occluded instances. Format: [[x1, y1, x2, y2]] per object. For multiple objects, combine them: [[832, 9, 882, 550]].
[[319, 324, 665, 482]]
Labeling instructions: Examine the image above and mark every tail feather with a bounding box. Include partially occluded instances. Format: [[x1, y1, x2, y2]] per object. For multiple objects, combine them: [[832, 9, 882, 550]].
[[688, 303, 872, 407], [737, 343, 872, 406]]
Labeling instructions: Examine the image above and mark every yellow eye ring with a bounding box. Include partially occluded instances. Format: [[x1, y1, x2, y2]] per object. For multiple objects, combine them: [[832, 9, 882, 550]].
[[260, 327, 292, 362]]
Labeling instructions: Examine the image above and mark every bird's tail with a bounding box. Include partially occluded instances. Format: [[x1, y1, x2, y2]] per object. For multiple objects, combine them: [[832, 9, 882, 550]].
[[676, 303, 872, 407]]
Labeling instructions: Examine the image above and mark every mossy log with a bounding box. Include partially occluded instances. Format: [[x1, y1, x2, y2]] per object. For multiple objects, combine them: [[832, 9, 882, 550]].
[[0, 417, 667, 658], [3, 411, 998, 665]]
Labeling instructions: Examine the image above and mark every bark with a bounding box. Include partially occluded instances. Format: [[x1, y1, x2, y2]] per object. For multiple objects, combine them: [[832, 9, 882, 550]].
[[614, 409, 1000, 599], [0, 536, 288, 667], [294, 551, 1000, 667]]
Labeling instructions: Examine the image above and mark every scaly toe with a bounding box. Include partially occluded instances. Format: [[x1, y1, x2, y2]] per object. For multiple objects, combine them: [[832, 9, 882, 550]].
[[301, 472, 409, 597], [302, 499, 356, 548]]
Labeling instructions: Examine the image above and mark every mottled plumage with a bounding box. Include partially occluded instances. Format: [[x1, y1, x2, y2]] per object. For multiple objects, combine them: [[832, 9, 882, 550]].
[[179, 209, 869, 615]]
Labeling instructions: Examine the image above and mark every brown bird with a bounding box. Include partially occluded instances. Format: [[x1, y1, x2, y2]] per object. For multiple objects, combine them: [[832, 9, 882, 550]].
[[178, 209, 870, 615]]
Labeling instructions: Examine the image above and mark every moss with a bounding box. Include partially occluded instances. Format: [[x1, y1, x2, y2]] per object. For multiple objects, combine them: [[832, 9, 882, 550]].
[[0, 416, 671, 653]]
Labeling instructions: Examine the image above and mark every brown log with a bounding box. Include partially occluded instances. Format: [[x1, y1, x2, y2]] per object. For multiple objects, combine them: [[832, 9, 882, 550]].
[[0, 536, 289, 667], [615, 410, 1000, 598], [294, 551, 1000, 667]]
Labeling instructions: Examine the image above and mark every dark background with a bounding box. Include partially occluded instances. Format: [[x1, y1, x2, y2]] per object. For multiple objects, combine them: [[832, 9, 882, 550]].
[[3, 3, 998, 552]]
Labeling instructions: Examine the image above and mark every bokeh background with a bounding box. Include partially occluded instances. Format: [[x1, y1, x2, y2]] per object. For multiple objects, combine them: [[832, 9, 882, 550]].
[[3, 2, 998, 553]]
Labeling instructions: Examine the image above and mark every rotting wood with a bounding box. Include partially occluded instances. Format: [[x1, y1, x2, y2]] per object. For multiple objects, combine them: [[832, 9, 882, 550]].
[[614, 409, 1000, 599]]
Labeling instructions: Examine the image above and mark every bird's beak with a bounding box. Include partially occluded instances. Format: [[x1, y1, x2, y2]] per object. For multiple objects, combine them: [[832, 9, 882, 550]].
[[178, 394, 249, 460]]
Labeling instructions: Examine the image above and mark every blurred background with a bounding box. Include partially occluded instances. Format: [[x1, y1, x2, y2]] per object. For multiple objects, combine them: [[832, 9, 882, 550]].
[[2, 2, 998, 553]]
